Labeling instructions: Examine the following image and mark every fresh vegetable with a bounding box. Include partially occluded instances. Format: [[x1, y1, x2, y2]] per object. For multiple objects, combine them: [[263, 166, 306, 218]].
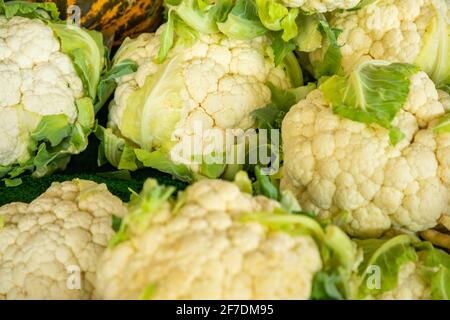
[[310, 0, 450, 86], [35, 0, 163, 45], [161, 0, 359, 74], [353, 235, 450, 300], [281, 61, 450, 238], [0, 1, 110, 184], [98, 17, 303, 181], [0, 0, 448, 303], [255, 0, 361, 42], [0, 179, 127, 299], [95, 177, 357, 300]]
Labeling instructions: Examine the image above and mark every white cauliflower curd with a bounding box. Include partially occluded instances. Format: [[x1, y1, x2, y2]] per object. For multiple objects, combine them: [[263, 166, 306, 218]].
[[310, 0, 450, 85], [282, 61, 450, 238], [0, 17, 82, 165], [99, 22, 301, 180], [0, 180, 127, 300], [0, 1, 107, 181], [94, 178, 344, 300], [353, 235, 449, 300]]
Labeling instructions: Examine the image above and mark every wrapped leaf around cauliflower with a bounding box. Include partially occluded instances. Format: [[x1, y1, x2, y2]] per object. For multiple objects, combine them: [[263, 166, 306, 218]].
[[0, 1, 111, 184], [95, 177, 357, 300], [0, 180, 127, 300], [281, 60, 450, 238], [353, 235, 450, 300]]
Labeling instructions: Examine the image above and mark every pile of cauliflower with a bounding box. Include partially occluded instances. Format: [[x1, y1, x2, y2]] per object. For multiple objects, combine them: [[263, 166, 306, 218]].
[[1, 177, 447, 300], [95, 179, 325, 300], [0, 0, 449, 301], [3, 178, 332, 300], [105, 30, 293, 177]]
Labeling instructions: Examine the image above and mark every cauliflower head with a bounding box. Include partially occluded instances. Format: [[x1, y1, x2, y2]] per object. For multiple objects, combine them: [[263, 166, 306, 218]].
[[282, 61, 450, 238], [0, 2, 107, 181], [310, 0, 450, 85], [353, 235, 450, 300], [0, 180, 127, 300], [94, 178, 332, 300], [99, 23, 299, 181]]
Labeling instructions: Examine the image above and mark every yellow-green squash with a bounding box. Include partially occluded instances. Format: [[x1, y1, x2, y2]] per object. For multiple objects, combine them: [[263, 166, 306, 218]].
[[35, 0, 163, 45]]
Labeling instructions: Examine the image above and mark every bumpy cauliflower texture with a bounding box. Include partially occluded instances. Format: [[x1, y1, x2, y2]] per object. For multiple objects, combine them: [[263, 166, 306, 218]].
[[108, 26, 291, 172], [0, 180, 126, 300], [0, 17, 84, 166], [310, 0, 449, 80], [281, 0, 360, 12], [282, 72, 450, 238], [95, 179, 322, 300]]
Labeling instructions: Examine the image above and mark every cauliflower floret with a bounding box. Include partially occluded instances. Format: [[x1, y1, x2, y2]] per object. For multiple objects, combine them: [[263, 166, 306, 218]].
[[310, 0, 448, 76], [281, 0, 360, 12], [372, 262, 431, 300], [0, 16, 84, 166], [0, 180, 127, 300], [95, 179, 322, 300], [281, 72, 449, 238], [108, 26, 290, 173], [0, 108, 29, 165]]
